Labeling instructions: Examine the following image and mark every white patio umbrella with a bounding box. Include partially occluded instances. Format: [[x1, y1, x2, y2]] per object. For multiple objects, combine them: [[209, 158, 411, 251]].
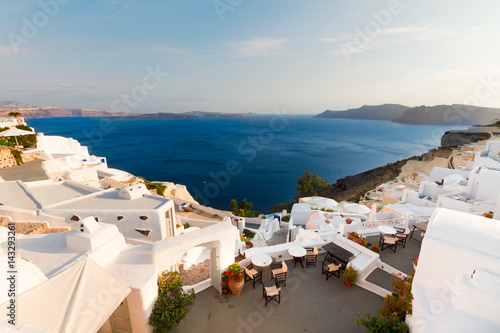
[[0, 127, 34, 147], [344, 203, 371, 214], [312, 197, 338, 208]]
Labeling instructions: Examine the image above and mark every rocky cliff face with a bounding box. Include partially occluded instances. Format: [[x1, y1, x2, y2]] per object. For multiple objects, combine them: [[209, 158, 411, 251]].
[[441, 131, 492, 148]]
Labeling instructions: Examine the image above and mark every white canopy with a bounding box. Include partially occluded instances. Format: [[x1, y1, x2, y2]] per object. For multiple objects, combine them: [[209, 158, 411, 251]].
[[343, 203, 371, 214], [312, 197, 338, 208], [0, 127, 34, 137], [1, 256, 131, 333], [0, 127, 34, 147]]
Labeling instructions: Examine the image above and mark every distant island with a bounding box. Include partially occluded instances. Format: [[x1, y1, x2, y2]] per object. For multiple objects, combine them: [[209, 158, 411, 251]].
[[316, 103, 500, 125], [315, 104, 409, 121], [120, 111, 257, 119], [0, 101, 257, 119]]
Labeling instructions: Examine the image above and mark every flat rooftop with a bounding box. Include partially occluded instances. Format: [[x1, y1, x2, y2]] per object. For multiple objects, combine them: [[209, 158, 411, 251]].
[[49, 188, 170, 210], [0, 181, 39, 210], [27, 181, 98, 207]]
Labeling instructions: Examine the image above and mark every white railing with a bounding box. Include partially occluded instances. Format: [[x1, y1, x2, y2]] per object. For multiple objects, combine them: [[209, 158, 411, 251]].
[[358, 215, 432, 230], [358, 218, 406, 230]]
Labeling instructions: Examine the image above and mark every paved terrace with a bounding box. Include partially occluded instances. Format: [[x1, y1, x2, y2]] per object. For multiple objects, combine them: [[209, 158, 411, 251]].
[[0, 159, 48, 182], [174, 233, 423, 333]]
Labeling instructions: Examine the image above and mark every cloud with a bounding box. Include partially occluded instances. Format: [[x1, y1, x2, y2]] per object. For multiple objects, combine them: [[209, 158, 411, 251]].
[[227, 37, 289, 57]]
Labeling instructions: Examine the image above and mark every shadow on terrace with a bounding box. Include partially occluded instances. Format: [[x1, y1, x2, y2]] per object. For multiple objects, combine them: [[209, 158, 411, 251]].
[[173, 232, 422, 333]]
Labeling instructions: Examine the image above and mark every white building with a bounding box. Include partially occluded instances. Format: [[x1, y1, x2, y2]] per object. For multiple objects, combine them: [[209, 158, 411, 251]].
[[0, 180, 176, 242], [409, 208, 500, 332]]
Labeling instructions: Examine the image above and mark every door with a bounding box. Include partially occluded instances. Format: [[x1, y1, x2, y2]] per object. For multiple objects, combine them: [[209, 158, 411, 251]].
[[109, 299, 132, 333]]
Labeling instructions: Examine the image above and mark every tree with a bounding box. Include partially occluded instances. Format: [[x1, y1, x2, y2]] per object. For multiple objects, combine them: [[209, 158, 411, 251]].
[[8, 112, 21, 118], [229, 198, 254, 217], [294, 170, 330, 200], [148, 271, 196, 333]]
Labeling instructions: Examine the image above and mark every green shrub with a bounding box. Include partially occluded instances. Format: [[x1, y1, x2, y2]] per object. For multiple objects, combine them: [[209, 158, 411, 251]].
[[148, 271, 196, 333], [0, 139, 13, 147], [11, 149, 23, 165], [146, 182, 167, 196], [356, 313, 409, 333], [242, 228, 255, 239], [281, 215, 291, 222], [15, 124, 32, 132]]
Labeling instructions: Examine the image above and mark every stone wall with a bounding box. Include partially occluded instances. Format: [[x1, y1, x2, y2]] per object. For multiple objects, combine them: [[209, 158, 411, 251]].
[[0, 146, 17, 168], [0, 146, 40, 168], [22, 149, 41, 163]]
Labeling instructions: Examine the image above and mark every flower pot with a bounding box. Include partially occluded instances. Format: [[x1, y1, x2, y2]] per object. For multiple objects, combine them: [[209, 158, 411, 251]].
[[344, 281, 353, 288], [245, 240, 253, 249], [348, 234, 362, 245], [345, 218, 353, 225], [222, 288, 229, 295], [413, 263, 417, 271], [228, 279, 244, 295]]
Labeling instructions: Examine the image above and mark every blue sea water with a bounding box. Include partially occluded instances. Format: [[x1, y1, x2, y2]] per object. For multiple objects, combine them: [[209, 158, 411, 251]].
[[26, 116, 466, 212]]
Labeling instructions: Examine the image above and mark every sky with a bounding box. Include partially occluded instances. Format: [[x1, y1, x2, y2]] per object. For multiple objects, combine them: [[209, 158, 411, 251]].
[[1, 0, 500, 114]]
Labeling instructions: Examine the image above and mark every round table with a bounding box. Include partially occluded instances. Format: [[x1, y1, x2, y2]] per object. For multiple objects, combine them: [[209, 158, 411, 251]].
[[289, 246, 307, 268], [251, 254, 272, 273], [378, 226, 397, 235]]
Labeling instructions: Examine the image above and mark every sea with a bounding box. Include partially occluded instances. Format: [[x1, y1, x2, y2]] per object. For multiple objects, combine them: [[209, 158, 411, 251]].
[[26, 115, 466, 213]]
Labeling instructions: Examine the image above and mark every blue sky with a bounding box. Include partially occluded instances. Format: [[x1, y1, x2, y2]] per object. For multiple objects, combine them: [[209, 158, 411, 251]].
[[1, 0, 500, 114]]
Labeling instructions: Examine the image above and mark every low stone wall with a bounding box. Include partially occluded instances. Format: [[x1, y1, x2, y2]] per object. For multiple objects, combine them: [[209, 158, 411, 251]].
[[21, 149, 41, 163], [0, 147, 40, 168], [0, 146, 17, 168]]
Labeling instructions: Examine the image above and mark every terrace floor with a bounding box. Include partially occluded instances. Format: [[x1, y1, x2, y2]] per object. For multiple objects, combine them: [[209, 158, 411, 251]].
[[174, 232, 423, 333], [0, 159, 48, 182]]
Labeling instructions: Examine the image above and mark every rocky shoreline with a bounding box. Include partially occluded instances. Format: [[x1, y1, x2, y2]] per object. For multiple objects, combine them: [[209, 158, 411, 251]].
[[268, 129, 490, 214]]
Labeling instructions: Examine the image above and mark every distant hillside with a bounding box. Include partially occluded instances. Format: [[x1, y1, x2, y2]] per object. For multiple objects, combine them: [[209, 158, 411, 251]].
[[0, 101, 257, 119], [0, 101, 135, 119], [119, 113, 197, 119], [315, 104, 409, 121], [183, 111, 257, 118], [393, 104, 500, 125]]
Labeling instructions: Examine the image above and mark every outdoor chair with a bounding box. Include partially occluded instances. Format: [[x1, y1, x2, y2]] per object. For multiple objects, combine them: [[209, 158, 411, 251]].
[[263, 284, 281, 306], [395, 227, 411, 248], [321, 257, 341, 280], [243, 264, 262, 289], [305, 246, 318, 268], [271, 261, 287, 282], [274, 272, 287, 288], [380, 233, 398, 253]]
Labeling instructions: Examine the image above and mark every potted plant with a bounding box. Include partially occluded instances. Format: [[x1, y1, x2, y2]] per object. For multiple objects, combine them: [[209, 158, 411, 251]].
[[345, 218, 353, 225], [343, 265, 358, 288], [348, 232, 365, 245], [221, 271, 229, 295], [227, 263, 245, 295], [483, 212, 494, 219], [412, 255, 418, 271], [370, 244, 380, 253]]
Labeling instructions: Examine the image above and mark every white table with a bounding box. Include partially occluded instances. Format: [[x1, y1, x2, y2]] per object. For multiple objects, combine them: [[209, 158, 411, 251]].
[[251, 254, 272, 267], [378, 226, 397, 235], [251, 254, 272, 273], [288, 246, 307, 268]]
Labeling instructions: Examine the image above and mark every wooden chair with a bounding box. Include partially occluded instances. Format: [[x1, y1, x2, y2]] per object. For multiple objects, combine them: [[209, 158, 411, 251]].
[[274, 272, 287, 288], [380, 233, 398, 253], [395, 227, 411, 248], [243, 264, 262, 289], [305, 246, 318, 268], [321, 257, 341, 280], [263, 284, 281, 306], [271, 261, 287, 286]]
